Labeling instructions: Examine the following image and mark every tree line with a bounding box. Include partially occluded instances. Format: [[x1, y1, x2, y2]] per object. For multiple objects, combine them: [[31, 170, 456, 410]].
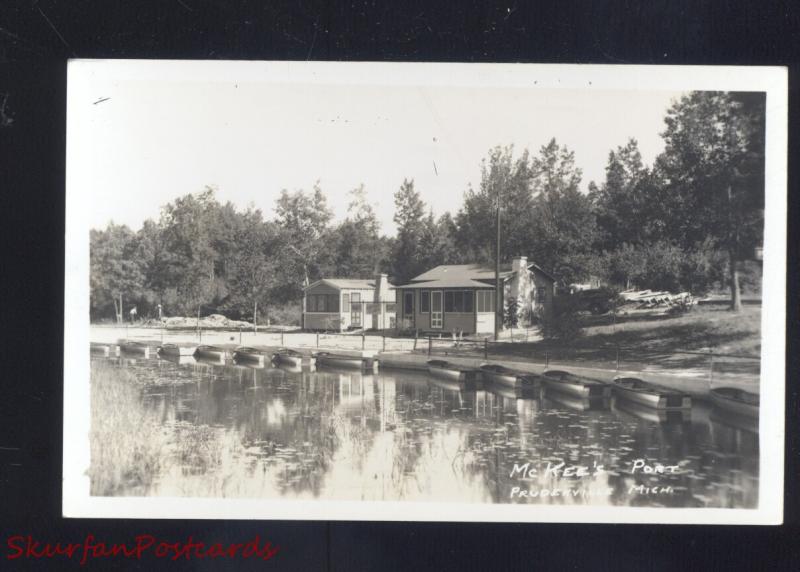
[[90, 91, 765, 323]]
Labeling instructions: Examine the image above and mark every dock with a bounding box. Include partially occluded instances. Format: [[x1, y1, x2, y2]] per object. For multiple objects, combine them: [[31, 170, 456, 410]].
[[89, 338, 759, 398]]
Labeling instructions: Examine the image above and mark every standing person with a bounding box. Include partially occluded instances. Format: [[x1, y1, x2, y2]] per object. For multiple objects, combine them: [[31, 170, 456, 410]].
[[129, 306, 138, 323], [157, 303, 162, 321]]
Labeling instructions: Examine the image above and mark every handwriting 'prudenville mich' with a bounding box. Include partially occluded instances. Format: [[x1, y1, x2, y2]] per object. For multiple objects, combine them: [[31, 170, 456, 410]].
[[6, 534, 279, 565]]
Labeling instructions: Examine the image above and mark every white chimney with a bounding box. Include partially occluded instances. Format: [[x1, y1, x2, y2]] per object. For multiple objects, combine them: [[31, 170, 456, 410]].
[[512, 256, 527, 274], [374, 273, 389, 302]]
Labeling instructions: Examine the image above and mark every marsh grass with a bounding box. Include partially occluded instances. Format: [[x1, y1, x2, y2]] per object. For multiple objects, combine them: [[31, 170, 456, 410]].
[[90, 360, 254, 497], [89, 361, 168, 495]]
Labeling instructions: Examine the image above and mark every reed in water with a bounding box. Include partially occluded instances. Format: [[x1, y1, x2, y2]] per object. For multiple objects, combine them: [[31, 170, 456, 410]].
[[89, 361, 167, 495]]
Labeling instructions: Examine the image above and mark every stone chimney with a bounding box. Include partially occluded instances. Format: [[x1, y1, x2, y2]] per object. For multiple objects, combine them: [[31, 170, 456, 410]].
[[512, 256, 527, 274]]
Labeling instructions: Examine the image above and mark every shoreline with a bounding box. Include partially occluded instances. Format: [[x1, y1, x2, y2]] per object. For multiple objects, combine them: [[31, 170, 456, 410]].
[[91, 326, 759, 396]]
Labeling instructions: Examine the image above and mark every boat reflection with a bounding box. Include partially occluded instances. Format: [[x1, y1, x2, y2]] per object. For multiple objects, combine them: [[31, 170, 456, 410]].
[[709, 407, 759, 434], [543, 389, 611, 412], [159, 353, 197, 366], [484, 380, 542, 401], [614, 399, 692, 424]]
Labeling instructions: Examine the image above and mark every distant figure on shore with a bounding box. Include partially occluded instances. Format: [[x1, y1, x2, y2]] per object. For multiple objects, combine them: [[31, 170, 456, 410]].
[[129, 306, 138, 323], [157, 303, 162, 321]]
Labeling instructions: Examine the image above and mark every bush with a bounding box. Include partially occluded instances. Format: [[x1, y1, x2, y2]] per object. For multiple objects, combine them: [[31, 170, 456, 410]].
[[267, 302, 302, 327], [537, 295, 583, 342]]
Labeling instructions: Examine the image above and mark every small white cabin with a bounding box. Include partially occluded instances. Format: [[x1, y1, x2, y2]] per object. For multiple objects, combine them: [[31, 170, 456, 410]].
[[302, 274, 396, 332]]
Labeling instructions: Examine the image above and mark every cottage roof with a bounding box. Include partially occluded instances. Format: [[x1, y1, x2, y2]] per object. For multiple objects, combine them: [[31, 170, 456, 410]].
[[399, 262, 555, 288], [407, 264, 513, 284], [304, 278, 395, 291], [399, 277, 497, 289]]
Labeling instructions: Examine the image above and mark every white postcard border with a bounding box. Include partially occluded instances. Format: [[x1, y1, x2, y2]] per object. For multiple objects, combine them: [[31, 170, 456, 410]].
[[63, 60, 787, 524]]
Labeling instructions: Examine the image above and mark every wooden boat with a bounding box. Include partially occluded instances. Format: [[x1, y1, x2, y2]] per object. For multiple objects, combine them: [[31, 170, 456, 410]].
[[273, 348, 315, 368], [479, 364, 541, 389], [710, 387, 759, 418], [194, 345, 227, 363], [232, 346, 268, 367], [315, 351, 370, 370], [612, 376, 691, 410], [542, 370, 611, 398], [157, 343, 198, 357], [117, 340, 150, 358], [427, 359, 481, 384]]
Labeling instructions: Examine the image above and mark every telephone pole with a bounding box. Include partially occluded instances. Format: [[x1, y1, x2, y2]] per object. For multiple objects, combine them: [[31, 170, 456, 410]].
[[494, 188, 501, 341]]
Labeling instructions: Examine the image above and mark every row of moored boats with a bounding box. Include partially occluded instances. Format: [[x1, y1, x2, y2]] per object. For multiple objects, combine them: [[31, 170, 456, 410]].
[[426, 359, 758, 418], [94, 341, 374, 371], [92, 342, 759, 419]]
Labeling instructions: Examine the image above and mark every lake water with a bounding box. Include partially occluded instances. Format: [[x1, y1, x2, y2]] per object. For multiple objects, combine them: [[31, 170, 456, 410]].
[[91, 355, 759, 508]]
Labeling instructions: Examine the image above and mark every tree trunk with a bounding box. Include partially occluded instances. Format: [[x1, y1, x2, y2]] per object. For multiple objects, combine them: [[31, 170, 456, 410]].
[[729, 248, 742, 312], [197, 304, 201, 337], [253, 300, 258, 333]]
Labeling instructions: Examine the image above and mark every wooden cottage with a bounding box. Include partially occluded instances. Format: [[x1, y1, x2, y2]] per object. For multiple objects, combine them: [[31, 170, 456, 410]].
[[302, 273, 396, 332], [395, 256, 555, 335]]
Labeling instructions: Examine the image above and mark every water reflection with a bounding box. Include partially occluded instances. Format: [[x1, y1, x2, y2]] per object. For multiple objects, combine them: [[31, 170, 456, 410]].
[[92, 356, 759, 508]]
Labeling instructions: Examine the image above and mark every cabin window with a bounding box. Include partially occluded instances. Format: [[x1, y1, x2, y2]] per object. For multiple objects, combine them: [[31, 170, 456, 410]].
[[328, 294, 340, 312], [306, 293, 340, 312], [444, 290, 473, 313], [403, 291, 414, 315], [342, 293, 350, 312], [535, 287, 547, 303], [464, 291, 474, 312], [476, 290, 495, 312], [420, 291, 430, 313]]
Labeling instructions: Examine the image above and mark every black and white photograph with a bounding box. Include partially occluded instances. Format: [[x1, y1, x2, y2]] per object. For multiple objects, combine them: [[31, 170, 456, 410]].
[[63, 61, 786, 524]]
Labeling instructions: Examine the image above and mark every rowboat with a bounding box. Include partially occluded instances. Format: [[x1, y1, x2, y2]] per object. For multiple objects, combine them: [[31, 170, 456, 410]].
[[427, 360, 481, 384], [479, 364, 541, 389], [710, 387, 759, 418], [194, 345, 227, 363], [273, 348, 315, 368], [157, 343, 198, 357], [612, 376, 691, 410], [117, 340, 150, 358], [542, 370, 611, 398], [232, 346, 268, 367], [90, 343, 118, 357], [315, 351, 370, 370]]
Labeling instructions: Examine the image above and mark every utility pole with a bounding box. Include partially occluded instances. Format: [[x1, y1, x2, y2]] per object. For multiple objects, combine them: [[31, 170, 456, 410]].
[[494, 186, 501, 341]]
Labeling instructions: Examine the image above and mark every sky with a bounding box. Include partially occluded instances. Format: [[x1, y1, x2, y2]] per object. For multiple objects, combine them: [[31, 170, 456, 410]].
[[84, 78, 686, 235]]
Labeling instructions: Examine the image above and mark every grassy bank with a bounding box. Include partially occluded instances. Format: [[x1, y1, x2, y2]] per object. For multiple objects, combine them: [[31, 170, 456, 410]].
[[89, 361, 167, 495], [481, 305, 761, 374]]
